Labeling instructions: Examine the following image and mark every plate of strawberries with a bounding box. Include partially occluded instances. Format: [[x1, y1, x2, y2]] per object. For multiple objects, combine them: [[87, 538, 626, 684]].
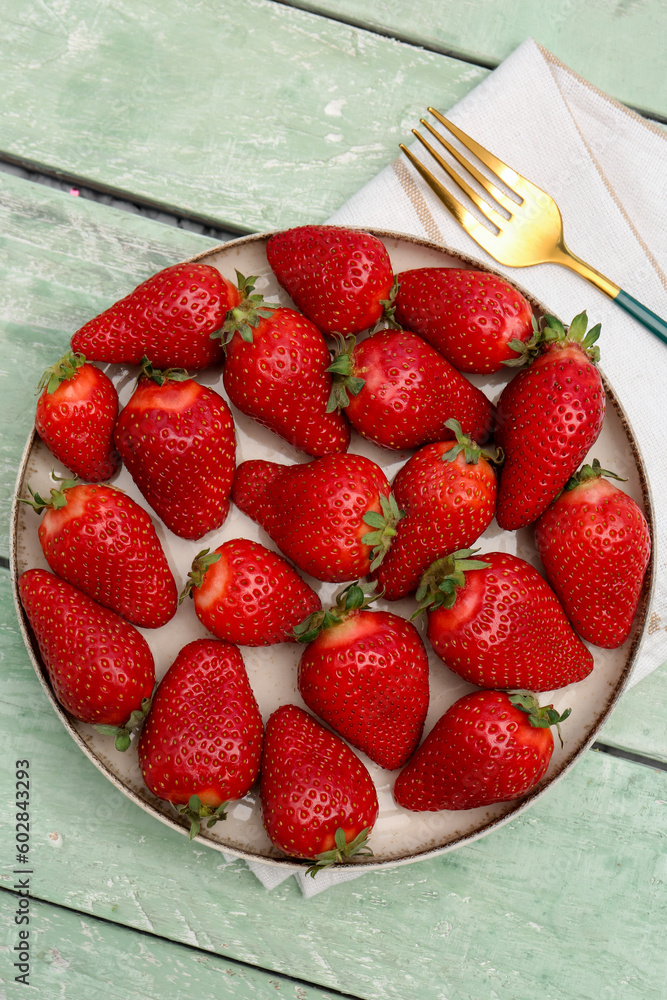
[[11, 225, 653, 874]]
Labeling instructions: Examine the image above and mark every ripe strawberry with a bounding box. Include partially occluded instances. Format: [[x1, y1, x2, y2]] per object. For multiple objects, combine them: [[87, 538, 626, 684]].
[[393, 267, 534, 373], [181, 538, 321, 646], [22, 478, 177, 628], [34, 351, 119, 482], [266, 225, 394, 334], [371, 420, 498, 600], [534, 459, 651, 648], [219, 274, 350, 457], [18, 568, 155, 750], [71, 262, 240, 370], [295, 583, 430, 769], [393, 690, 570, 811], [114, 360, 235, 539], [138, 638, 263, 838], [232, 453, 396, 583], [417, 549, 593, 691], [495, 312, 606, 530], [327, 328, 495, 449], [260, 703, 379, 873]]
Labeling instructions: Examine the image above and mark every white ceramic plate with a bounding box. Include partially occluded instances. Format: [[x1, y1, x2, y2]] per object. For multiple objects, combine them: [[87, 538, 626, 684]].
[[10, 229, 655, 871]]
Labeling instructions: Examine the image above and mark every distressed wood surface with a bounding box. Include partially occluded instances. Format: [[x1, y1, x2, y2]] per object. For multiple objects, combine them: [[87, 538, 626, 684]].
[[295, 0, 667, 118], [1, 569, 666, 1000], [0, 0, 488, 233], [0, 895, 344, 1000]]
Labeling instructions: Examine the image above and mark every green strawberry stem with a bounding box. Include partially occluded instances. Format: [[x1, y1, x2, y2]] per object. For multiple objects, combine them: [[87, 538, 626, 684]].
[[20, 475, 79, 514], [325, 334, 366, 412], [305, 826, 373, 877], [94, 692, 155, 752], [508, 690, 571, 749], [139, 356, 191, 385], [361, 492, 405, 571], [293, 581, 379, 643], [179, 548, 222, 604], [377, 275, 400, 330], [176, 794, 229, 841], [441, 418, 503, 465], [413, 548, 491, 617], [563, 457, 626, 492], [216, 271, 279, 345], [504, 311, 601, 368], [36, 350, 86, 395]]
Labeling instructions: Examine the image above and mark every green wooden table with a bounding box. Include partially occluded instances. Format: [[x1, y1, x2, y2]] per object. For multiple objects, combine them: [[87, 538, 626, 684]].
[[1, 3, 666, 998]]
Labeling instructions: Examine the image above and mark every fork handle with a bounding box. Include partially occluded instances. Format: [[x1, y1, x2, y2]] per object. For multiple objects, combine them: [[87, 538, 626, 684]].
[[613, 290, 667, 347]]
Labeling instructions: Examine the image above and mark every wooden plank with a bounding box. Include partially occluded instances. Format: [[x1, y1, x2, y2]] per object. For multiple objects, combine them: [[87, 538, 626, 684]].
[[1, 572, 666, 1000], [0, 170, 221, 559], [0, 895, 344, 1000], [0, 0, 487, 232], [295, 0, 667, 118]]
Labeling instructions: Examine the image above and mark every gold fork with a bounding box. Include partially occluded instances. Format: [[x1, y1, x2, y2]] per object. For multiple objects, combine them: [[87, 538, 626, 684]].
[[400, 107, 667, 346]]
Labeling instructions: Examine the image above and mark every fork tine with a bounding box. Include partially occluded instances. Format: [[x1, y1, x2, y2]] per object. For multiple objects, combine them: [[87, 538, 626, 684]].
[[420, 118, 519, 215], [412, 127, 507, 226], [398, 143, 501, 255], [428, 107, 522, 195]]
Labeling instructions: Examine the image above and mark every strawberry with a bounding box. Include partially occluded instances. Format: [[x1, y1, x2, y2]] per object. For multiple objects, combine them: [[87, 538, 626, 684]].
[[393, 267, 534, 373], [534, 459, 651, 648], [181, 538, 321, 646], [393, 690, 570, 811], [266, 225, 394, 334], [417, 549, 593, 691], [18, 568, 155, 750], [138, 637, 263, 838], [260, 703, 379, 873], [34, 351, 119, 482], [295, 583, 430, 769], [113, 359, 235, 539], [232, 453, 396, 583], [71, 262, 240, 370], [372, 420, 498, 600], [327, 328, 495, 450], [22, 478, 178, 628], [219, 274, 350, 457], [494, 312, 606, 530]]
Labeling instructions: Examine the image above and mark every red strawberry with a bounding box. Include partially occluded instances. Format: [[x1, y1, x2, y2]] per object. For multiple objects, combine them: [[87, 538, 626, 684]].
[[495, 312, 606, 530], [327, 328, 495, 449], [181, 538, 321, 646], [71, 262, 239, 370], [34, 351, 119, 482], [371, 420, 498, 600], [393, 267, 534, 373], [114, 360, 235, 539], [232, 454, 395, 583], [22, 478, 177, 628], [220, 274, 350, 457], [295, 583, 430, 769], [534, 459, 651, 648], [266, 225, 394, 334], [394, 690, 570, 811], [138, 637, 263, 838], [417, 549, 593, 691], [260, 703, 379, 872], [18, 569, 155, 750]]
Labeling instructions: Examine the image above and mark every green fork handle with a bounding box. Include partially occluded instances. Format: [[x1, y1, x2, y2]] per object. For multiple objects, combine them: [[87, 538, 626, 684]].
[[614, 289, 667, 347]]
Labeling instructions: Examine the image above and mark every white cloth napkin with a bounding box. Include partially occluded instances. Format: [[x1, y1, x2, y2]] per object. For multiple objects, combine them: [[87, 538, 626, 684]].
[[248, 38, 667, 895]]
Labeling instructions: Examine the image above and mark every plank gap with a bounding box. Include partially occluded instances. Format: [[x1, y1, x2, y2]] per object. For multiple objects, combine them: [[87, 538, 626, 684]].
[[591, 741, 667, 771]]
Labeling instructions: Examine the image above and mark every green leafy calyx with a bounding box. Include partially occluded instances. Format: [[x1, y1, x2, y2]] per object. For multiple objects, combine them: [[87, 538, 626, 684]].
[[563, 457, 625, 492], [37, 351, 86, 395], [94, 692, 154, 752], [441, 418, 502, 465], [216, 271, 279, 345], [293, 581, 379, 643], [179, 548, 222, 604], [305, 826, 373, 877], [326, 334, 366, 412], [413, 548, 491, 617], [139, 356, 191, 385], [503, 311, 601, 367], [361, 492, 405, 571], [20, 473, 79, 514], [508, 690, 571, 748], [176, 794, 229, 841]]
